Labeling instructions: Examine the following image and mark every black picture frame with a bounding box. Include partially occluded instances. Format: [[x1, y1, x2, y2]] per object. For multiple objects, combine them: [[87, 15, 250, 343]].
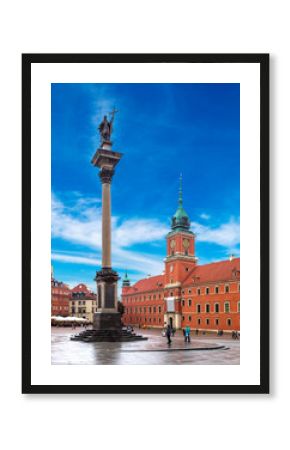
[[22, 53, 269, 394]]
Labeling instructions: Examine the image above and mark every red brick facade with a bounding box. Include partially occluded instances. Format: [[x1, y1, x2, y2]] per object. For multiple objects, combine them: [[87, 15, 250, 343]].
[[122, 208, 240, 333], [51, 277, 70, 317]]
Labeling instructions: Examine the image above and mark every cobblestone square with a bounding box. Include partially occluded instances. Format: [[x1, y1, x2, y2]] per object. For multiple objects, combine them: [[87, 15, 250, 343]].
[[51, 326, 240, 365]]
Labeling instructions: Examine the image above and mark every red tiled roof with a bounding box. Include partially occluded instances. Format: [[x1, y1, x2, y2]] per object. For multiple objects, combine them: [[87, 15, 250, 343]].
[[126, 274, 165, 294], [183, 257, 240, 285], [124, 258, 240, 295], [71, 283, 93, 294]]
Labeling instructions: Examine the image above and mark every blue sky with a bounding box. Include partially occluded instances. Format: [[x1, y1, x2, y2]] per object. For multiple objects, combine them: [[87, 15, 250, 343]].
[[51, 83, 240, 292]]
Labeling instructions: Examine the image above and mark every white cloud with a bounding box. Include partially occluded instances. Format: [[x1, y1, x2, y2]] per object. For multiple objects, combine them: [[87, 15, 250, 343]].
[[200, 213, 210, 220], [191, 218, 240, 248], [52, 192, 239, 280], [114, 218, 168, 247], [51, 252, 101, 266], [52, 193, 165, 276]]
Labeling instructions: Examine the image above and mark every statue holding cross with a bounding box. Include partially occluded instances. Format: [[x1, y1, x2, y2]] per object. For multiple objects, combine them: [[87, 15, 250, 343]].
[[98, 108, 118, 144]]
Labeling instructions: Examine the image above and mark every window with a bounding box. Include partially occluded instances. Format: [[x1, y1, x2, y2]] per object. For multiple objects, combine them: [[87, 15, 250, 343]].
[[206, 318, 210, 325], [158, 306, 162, 313], [215, 318, 219, 325], [188, 289, 192, 294], [188, 299, 192, 307], [189, 315, 192, 321], [182, 290, 185, 294], [215, 303, 219, 313], [170, 291, 174, 297], [238, 283, 240, 292], [224, 302, 230, 313], [238, 302, 240, 313], [197, 288, 201, 295], [196, 304, 201, 313], [206, 287, 210, 295], [197, 318, 201, 325], [225, 284, 229, 293], [153, 307, 156, 313], [206, 304, 210, 313], [185, 265, 189, 270], [215, 286, 219, 294], [182, 316, 185, 321], [227, 318, 232, 327]]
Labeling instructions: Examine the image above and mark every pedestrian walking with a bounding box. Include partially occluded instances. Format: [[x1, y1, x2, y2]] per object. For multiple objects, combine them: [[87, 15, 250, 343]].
[[185, 326, 191, 343], [166, 324, 172, 345]]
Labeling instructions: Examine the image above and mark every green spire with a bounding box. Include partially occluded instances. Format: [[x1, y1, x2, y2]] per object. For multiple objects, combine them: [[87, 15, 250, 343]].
[[171, 174, 191, 232], [178, 173, 183, 206], [122, 270, 130, 287]]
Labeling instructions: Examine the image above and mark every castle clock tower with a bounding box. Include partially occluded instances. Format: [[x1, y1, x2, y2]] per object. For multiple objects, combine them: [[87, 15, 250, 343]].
[[164, 175, 197, 329], [165, 175, 197, 285]]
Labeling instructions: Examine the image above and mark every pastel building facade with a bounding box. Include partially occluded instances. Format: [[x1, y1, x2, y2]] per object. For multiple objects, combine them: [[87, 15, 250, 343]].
[[69, 283, 97, 323]]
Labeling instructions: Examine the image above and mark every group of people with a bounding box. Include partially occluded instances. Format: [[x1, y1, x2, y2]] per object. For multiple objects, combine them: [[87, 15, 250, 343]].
[[232, 330, 240, 340], [164, 324, 191, 345]]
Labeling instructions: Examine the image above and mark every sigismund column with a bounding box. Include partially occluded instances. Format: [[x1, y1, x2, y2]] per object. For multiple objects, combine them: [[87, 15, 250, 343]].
[[91, 110, 123, 331]]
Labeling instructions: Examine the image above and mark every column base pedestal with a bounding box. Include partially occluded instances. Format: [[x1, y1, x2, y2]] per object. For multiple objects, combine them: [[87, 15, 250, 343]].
[[93, 312, 122, 331], [71, 313, 148, 342]]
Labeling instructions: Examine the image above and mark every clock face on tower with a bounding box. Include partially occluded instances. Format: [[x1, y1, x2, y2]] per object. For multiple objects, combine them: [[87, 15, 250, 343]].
[[183, 238, 190, 249], [170, 239, 176, 249]]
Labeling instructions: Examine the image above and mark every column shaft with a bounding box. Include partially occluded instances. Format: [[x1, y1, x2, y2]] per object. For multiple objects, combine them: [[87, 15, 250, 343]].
[[102, 182, 111, 268]]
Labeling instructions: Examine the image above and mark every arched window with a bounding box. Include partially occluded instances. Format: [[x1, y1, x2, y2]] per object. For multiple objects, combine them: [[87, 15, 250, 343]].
[[196, 304, 201, 313], [224, 302, 230, 313], [206, 304, 210, 313], [215, 303, 219, 313]]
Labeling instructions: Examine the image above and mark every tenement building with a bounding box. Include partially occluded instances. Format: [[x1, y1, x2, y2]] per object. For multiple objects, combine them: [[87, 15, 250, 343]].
[[51, 266, 70, 317], [121, 181, 240, 333], [69, 283, 97, 323]]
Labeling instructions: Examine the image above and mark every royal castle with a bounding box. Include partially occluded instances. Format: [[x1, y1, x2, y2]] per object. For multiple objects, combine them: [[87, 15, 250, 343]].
[[121, 178, 240, 333]]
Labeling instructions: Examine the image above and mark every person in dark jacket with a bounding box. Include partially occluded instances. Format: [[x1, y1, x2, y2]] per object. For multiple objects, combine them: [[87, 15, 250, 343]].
[[166, 324, 172, 345]]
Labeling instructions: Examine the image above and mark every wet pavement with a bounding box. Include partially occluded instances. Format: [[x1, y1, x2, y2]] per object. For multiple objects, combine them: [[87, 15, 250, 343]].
[[51, 327, 240, 365]]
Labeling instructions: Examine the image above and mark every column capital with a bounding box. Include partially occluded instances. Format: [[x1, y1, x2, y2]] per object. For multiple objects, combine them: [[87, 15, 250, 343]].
[[99, 167, 115, 184]]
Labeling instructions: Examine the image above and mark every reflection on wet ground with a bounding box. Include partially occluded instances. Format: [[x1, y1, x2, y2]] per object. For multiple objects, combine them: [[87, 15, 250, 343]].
[[51, 327, 240, 365]]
